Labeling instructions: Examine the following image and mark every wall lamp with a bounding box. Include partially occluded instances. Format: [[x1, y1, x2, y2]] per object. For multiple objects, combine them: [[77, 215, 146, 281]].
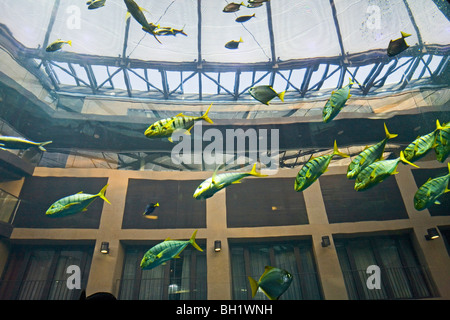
[[214, 240, 222, 252], [425, 228, 440, 241], [321, 236, 331, 247], [100, 242, 110, 254]]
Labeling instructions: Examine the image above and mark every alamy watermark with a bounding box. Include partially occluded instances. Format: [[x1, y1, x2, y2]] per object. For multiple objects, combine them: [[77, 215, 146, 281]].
[[66, 265, 81, 290], [170, 122, 280, 174], [366, 265, 381, 290]]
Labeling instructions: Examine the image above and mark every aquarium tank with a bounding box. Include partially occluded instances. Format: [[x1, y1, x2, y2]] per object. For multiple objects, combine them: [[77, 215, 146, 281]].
[[0, 0, 449, 303]]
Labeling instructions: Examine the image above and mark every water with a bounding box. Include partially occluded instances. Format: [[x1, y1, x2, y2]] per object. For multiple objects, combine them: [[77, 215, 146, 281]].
[[0, 0, 449, 302]]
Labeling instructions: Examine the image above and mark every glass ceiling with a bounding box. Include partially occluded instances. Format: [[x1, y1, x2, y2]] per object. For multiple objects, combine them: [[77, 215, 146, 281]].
[[0, 0, 449, 102]]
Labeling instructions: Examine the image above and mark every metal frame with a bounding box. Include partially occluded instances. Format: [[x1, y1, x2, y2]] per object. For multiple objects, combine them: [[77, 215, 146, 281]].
[[0, 1, 448, 104]]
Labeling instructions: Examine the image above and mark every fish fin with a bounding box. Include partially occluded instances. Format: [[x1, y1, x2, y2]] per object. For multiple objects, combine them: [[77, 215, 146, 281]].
[[76, 191, 83, 194], [347, 93, 352, 99], [231, 180, 242, 184], [211, 165, 222, 185], [125, 11, 131, 21], [184, 127, 192, 135], [434, 200, 441, 205], [384, 123, 398, 139], [401, 31, 412, 38], [38, 141, 52, 151], [278, 91, 286, 102], [260, 266, 275, 281], [400, 151, 419, 168], [175, 113, 185, 117], [248, 163, 268, 177], [164, 237, 172, 241], [189, 229, 203, 252], [333, 140, 349, 158], [248, 276, 259, 298], [64, 202, 81, 209], [331, 90, 335, 95], [168, 136, 174, 143], [348, 77, 354, 86], [201, 103, 214, 124], [305, 168, 312, 179], [97, 184, 111, 204], [82, 208, 88, 212]]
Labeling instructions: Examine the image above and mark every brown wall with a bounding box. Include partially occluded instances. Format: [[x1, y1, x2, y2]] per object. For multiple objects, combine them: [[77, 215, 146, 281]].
[[4, 158, 450, 300]]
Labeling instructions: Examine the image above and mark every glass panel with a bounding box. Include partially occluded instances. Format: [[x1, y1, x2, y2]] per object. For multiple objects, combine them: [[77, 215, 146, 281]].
[[120, 245, 206, 300], [48, 250, 84, 300], [17, 249, 55, 300], [0, 189, 19, 224]]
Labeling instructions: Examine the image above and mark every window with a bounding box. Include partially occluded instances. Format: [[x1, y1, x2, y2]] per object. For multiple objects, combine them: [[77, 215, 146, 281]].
[[335, 234, 436, 299], [0, 246, 93, 300], [0, 189, 19, 224], [230, 240, 322, 300], [118, 245, 206, 300]]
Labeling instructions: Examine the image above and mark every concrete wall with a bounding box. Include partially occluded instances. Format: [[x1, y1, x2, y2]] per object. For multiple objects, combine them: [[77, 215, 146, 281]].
[[4, 158, 450, 300]]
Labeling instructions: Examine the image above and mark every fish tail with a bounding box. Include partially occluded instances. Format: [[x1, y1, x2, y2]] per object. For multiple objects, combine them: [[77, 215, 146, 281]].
[[38, 141, 53, 151], [400, 150, 419, 168], [239, 37, 244, 43], [248, 163, 268, 177], [155, 202, 160, 207], [278, 91, 286, 102], [384, 123, 398, 140], [247, 276, 259, 298], [97, 184, 111, 204], [401, 31, 412, 38], [189, 230, 203, 252], [201, 103, 214, 124], [436, 119, 443, 131], [67, 40, 72, 46], [333, 140, 349, 158], [348, 77, 354, 86]]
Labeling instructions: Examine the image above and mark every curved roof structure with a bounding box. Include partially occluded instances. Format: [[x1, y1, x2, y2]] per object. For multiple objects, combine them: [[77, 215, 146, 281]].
[[0, 0, 449, 102]]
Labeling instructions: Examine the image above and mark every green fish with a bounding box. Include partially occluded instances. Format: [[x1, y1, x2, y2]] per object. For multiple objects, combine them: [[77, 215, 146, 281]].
[[248, 266, 293, 300], [144, 103, 214, 142], [403, 120, 444, 162], [0, 136, 52, 151], [322, 78, 354, 123], [249, 85, 285, 105], [45, 184, 111, 217], [140, 230, 203, 270], [45, 39, 72, 52], [295, 141, 349, 192], [235, 13, 255, 23], [153, 26, 187, 36], [225, 37, 243, 49], [387, 31, 411, 57], [86, 0, 106, 10], [223, 2, 245, 13], [354, 151, 419, 191], [193, 163, 267, 200], [434, 121, 450, 163], [414, 163, 450, 211], [347, 123, 398, 179], [124, 0, 161, 43]]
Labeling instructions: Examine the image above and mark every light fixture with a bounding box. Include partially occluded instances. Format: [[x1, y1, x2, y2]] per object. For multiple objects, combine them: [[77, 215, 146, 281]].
[[321, 236, 331, 247], [100, 242, 109, 254], [425, 228, 440, 241], [214, 240, 221, 252]]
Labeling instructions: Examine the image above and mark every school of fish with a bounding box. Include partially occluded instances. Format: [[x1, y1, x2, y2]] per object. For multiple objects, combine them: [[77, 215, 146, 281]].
[[1, 0, 448, 301]]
